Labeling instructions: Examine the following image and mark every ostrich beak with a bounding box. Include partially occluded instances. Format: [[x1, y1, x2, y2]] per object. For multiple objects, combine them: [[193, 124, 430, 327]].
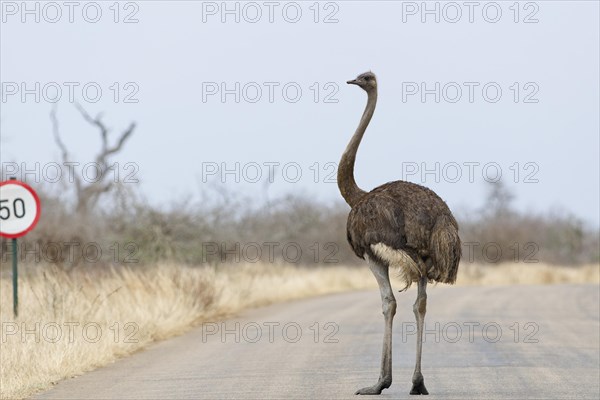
[[347, 79, 358, 85]]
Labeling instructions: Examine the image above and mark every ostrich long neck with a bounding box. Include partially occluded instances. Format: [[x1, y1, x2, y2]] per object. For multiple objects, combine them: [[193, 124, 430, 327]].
[[338, 89, 377, 207]]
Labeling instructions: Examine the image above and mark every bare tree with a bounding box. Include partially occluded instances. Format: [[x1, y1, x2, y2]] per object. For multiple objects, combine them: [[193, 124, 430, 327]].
[[50, 104, 136, 215], [485, 180, 514, 218]]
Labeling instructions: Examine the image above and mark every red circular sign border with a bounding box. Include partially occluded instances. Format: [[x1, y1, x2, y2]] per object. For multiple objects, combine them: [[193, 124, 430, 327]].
[[0, 180, 42, 239]]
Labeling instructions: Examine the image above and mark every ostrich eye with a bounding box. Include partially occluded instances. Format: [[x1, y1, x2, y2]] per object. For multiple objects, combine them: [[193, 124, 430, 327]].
[[364, 76, 370, 81]]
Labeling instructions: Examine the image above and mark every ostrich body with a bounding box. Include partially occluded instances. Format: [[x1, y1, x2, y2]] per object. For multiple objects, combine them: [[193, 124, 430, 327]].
[[339, 72, 461, 395]]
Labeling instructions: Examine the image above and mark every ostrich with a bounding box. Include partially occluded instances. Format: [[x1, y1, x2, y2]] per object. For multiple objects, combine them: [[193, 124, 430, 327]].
[[339, 72, 461, 396]]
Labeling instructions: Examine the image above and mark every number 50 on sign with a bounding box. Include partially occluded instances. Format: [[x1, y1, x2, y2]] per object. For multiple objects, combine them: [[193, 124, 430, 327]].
[[0, 180, 41, 238]]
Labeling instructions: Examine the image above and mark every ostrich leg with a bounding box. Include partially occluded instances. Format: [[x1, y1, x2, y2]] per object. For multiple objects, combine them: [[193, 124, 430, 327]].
[[355, 259, 396, 395], [410, 276, 429, 395]]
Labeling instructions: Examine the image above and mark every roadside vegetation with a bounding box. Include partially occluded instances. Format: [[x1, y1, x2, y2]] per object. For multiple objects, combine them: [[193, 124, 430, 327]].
[[1, 179, 597, 399]]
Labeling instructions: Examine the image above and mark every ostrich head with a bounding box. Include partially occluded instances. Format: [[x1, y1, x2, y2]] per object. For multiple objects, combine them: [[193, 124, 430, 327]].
[[347, 71, 377, 92]]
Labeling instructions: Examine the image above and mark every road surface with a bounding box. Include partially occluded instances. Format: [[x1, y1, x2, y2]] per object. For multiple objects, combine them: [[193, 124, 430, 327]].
[[34, 284, 599, 399]]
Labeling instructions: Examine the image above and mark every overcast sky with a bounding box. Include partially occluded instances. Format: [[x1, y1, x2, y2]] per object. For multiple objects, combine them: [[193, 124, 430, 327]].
[[1, 1, 598, 226]]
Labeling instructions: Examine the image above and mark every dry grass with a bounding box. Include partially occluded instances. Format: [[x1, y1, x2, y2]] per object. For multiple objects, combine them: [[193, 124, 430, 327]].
[[1, 262, 598, 399], [456, 262, 600, 286], [0, 263, 376, 400]]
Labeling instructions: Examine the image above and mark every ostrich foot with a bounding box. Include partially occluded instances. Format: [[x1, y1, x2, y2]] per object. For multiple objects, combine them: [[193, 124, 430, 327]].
[[355, 379, 391, 395], [409, 379, 429, 395]]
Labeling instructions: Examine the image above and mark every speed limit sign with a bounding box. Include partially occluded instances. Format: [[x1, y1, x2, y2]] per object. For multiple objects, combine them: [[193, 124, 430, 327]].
[[0, 180, 41, 238], [1, 179, 40, 317]]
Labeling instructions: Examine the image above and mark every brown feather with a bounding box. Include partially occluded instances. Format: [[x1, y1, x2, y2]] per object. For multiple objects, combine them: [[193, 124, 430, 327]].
[[346, 181, 461, 288]]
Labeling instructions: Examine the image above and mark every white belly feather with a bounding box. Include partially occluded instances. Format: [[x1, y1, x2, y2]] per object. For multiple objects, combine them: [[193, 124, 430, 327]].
[[370, 243, 424, 289]]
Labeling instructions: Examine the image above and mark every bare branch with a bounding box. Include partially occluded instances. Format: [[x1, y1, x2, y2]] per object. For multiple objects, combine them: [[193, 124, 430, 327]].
[[50, 105, 82, 195], [74, 103, 135, 166], [104, 122, 136, 158], [50, 106, 69, 164], [75, 102, 109, 155]]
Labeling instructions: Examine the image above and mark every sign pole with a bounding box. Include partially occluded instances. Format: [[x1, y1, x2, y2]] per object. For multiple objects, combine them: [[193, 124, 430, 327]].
[[9, 176, 18, 318], [12, 237, 18, 317]]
